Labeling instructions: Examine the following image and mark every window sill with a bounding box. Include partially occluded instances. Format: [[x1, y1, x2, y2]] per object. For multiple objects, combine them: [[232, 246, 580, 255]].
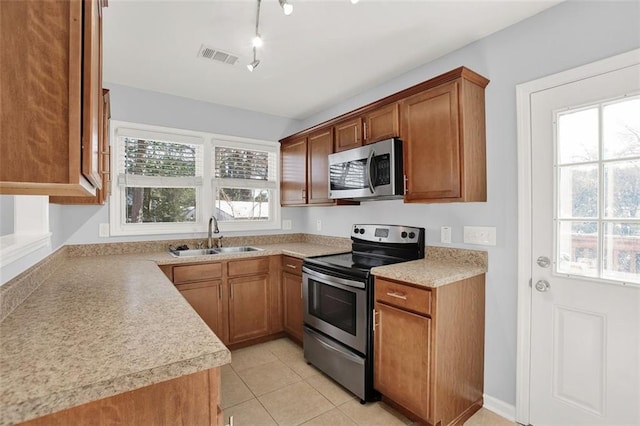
[[0, 233, 52, 268]]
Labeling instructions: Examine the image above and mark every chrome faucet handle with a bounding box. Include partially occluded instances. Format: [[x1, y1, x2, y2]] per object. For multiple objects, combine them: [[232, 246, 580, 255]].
[[216, 236, 224, 248]]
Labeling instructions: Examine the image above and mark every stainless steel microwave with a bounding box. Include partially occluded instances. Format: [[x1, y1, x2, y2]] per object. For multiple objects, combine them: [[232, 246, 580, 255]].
[[328, 138, 404, 200]]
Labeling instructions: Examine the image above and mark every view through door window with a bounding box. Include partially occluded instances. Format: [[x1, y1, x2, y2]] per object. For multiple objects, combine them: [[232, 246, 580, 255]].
[[556, 95, 640, 284]]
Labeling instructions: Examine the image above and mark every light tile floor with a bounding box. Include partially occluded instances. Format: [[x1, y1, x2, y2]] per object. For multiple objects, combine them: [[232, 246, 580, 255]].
[[222, 338, 516, 426]]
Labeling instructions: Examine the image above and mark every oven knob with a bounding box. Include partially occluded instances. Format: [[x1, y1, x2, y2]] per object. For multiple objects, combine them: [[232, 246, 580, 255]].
[[354, 227, 360, 234], [401, 231, 407, 238], [409, 232, 416, 239], [359, 228, 365, 234]]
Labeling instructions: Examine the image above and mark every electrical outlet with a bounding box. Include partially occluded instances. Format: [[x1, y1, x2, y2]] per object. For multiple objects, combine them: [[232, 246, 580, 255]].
[[282, 219, 292, 230], [99, 223, 110, 238], [463, 226, 496, 246], [440, 226, 452, 244], [316, 219, 322, 231]]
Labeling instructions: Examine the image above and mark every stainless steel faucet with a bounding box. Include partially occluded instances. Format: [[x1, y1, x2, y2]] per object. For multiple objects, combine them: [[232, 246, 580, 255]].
[[208, 216, 220, 249]]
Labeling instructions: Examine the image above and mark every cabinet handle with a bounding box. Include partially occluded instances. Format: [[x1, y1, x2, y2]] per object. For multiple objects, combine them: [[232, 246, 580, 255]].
[[386, 291, 407, 300], [361, 123, 366, 142], [403, 175, 408, 194], [301, 188, 306, 199], [372, 308, 377, 333], [286, 264, 297, 269]]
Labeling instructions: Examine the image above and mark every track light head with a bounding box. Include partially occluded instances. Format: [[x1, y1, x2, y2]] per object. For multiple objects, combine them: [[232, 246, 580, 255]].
[[279, 0, 293, 15], [247, 59, 260, 72]]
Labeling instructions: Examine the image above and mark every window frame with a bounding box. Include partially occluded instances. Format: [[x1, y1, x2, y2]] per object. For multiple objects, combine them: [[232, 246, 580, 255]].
[[109, 121, 280, 236]]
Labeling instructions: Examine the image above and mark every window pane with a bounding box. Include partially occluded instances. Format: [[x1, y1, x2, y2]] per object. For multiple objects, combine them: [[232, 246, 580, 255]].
[[558, 164, 598, 218], [125, 187, 196, 223], [557, 221, 598, 277], [216, 188, 270, 221], [558, 108, 599, 164], [124, 138, 197, 177], [603, 97, 640, 160], [603, 222, 640, 283], [604, 160, 640, 219]]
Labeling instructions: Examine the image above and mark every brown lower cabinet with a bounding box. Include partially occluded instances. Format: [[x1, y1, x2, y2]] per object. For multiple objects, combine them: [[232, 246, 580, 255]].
[[282, 256, 304, 342], [165, 256, 283, 347], [20, 368, 221, 426], [373, 275, 485, 426]]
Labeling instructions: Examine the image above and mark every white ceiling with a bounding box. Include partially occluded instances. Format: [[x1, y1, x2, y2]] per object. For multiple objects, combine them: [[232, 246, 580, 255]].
[[103, 0, 561, 120]]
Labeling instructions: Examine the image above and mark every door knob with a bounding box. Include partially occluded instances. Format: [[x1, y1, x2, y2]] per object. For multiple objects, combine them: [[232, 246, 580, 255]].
[[535, 280, 551, 292], [537, 256, 551, 268]]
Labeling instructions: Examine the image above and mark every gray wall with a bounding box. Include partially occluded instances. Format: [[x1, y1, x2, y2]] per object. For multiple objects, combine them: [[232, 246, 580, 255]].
[[0, 195, 14, 236], [289, 0, 640, 407]]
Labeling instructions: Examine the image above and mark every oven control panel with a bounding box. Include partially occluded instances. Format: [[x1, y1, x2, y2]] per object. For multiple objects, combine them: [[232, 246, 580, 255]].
[[352, 224, 423, 244]]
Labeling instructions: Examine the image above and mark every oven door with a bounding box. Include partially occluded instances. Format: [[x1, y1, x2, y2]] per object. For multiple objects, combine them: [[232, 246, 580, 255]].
[[302, 266, 367, 354]]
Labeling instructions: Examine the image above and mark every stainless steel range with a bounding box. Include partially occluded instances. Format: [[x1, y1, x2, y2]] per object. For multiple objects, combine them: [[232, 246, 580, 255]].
[[302, 224, 425, 403]]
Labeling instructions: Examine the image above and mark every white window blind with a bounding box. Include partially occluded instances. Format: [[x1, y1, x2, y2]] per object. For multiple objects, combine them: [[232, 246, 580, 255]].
[[213, 145, 277, 186], [116, 132, 204, 187]]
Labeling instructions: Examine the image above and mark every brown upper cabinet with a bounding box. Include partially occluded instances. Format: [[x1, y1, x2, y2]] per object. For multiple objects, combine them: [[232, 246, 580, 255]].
[[334, 117, 362, 152], [0, 0, 106, 197], [51, 89, 112, 205], [363, 103, 400, 145], [281, 136, 308, 206], [402, 73, 488, 203], [280, 66, 488, 205], [281, 129, 336, 206]]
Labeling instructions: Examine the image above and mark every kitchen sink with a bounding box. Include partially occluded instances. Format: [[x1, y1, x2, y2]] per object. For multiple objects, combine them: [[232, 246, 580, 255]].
[[214, 246, 263, 253], [168, 246, 263, 257]]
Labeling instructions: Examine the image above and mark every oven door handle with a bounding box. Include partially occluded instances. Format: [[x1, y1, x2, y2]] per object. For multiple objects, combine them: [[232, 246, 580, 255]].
[[302, 267, 366, 289], [306, 328, 365, 364]]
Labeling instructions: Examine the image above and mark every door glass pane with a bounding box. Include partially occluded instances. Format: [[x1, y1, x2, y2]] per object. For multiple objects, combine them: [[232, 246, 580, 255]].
[[604, 160, 640, 219], [308, 279, 356, 335], [603, 222, 640, 283], [557, 221, 598, 277], [558, 165, 598, 218], [603, 97, 640, 160], [557, 108, 599, 164]]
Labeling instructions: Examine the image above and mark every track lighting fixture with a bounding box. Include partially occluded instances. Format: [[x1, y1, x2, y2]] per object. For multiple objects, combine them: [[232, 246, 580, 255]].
[[279, 0, 293, 16]]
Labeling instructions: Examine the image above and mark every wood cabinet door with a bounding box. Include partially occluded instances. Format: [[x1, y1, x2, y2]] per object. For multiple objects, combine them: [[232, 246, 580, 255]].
[[81, 0, 103, 189], [228, 274, 270, 344], [307, 128, 334, 205], [281, 137, 308, 205], [401, 81, 461, 202], [334, 117, 362, 152], [282, 271, 303, 342], [177, 280, 226, 343], [364, 103, 399, 144], [374, 302, 431, 420]]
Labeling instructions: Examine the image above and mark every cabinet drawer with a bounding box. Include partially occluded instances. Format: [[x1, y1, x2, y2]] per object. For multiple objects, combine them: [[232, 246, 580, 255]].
[[173, 263, 222, 284], [228, 257, 270, 277], [375, 278, 431, 316], [281, 256, 303, 276]]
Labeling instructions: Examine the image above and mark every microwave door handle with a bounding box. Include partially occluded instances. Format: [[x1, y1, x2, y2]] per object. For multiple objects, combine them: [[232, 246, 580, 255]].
[[365, 149, 375, 194]]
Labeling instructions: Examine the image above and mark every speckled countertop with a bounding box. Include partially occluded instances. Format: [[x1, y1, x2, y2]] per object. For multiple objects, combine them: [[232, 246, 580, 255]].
[[371, 246, 488, 287], [0, 241, 349, 425]]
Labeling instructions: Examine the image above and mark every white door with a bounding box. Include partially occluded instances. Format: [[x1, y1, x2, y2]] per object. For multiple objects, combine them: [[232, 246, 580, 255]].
[[529, 63, 640, 425]]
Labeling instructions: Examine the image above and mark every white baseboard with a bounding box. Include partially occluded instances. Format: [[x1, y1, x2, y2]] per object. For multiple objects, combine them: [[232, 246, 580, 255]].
[[483, 394, 516, 422]]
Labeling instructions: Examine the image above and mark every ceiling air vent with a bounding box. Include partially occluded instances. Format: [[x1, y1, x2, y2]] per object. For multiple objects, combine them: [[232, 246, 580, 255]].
[[197, 45, 239, 66]]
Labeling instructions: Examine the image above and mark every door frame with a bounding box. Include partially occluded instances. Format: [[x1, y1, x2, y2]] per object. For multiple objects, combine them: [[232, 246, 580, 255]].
[[515, 48, 640, 425]]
